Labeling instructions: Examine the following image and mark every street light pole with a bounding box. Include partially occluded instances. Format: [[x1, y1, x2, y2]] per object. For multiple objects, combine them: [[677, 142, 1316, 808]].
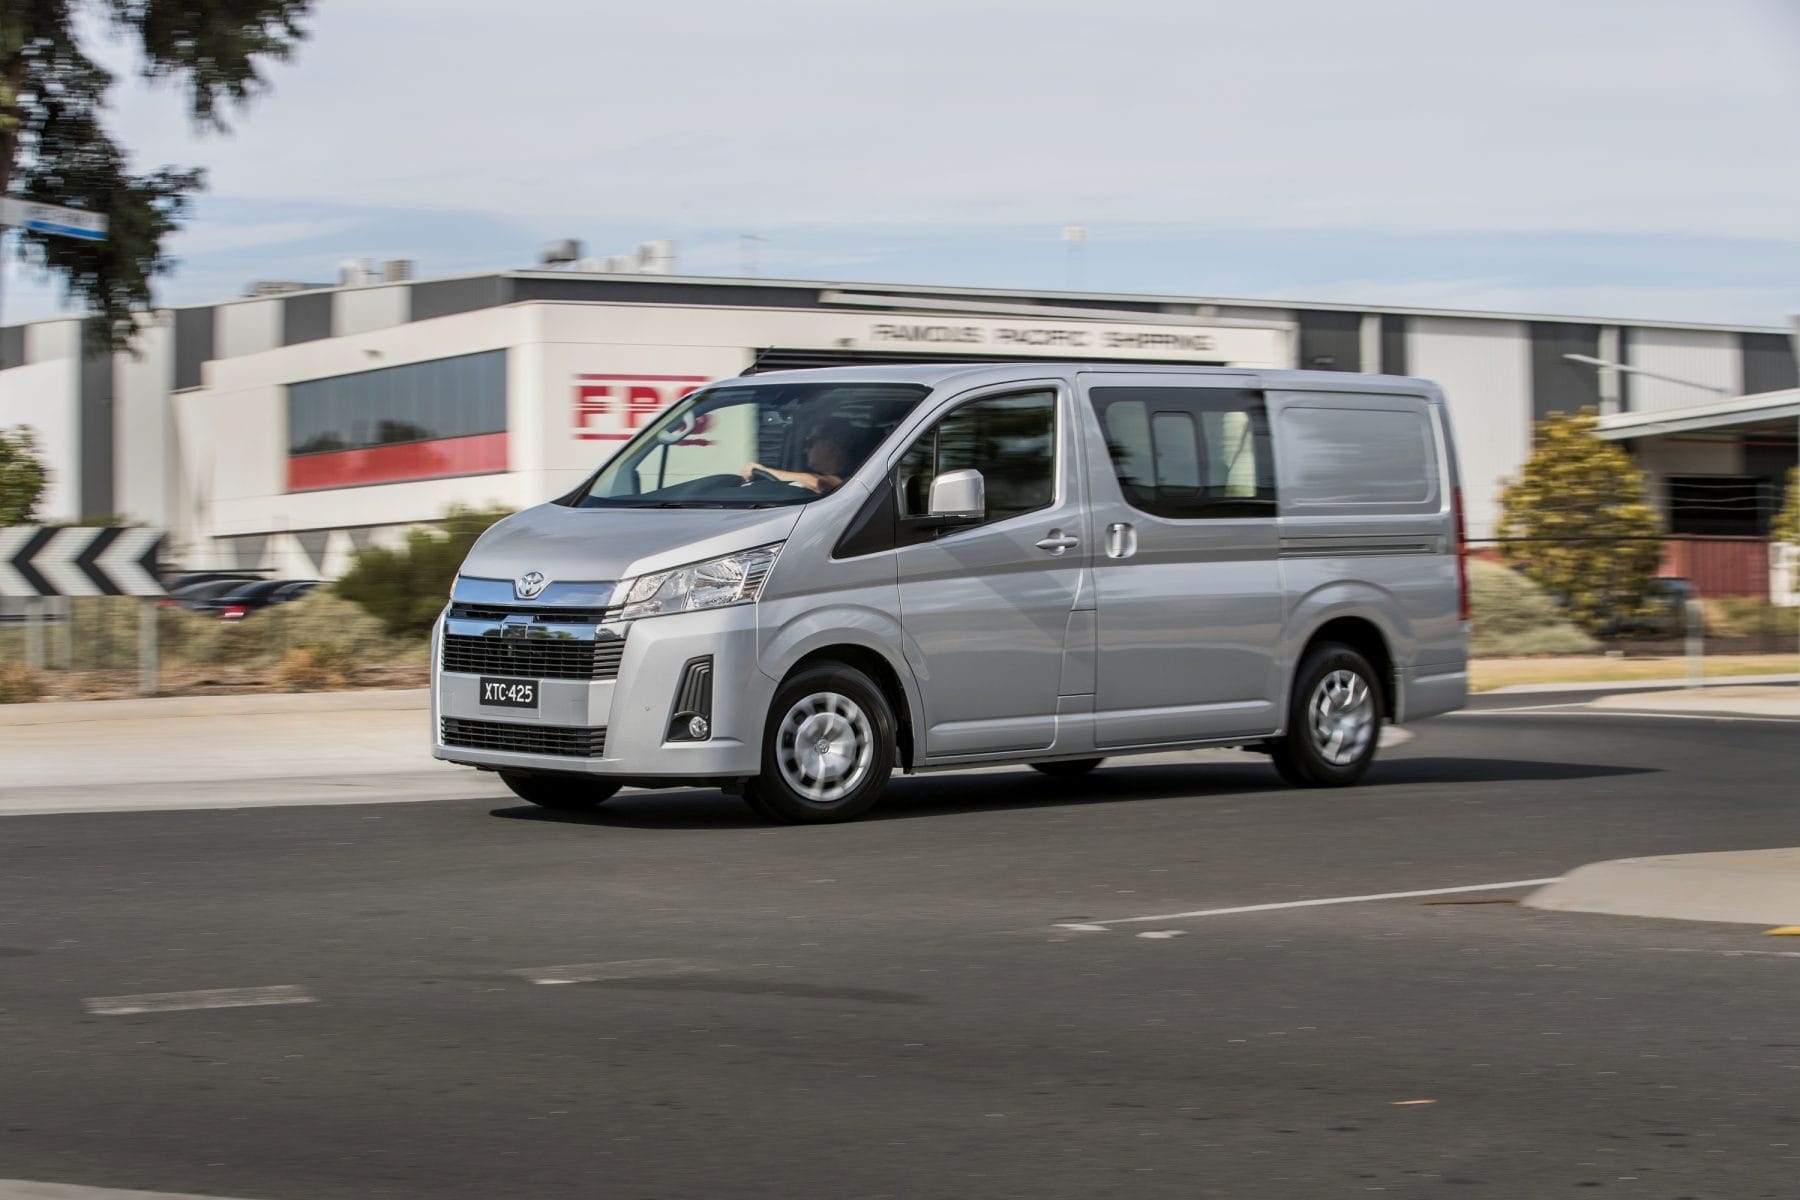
[[1563, 353, 1732, 400]]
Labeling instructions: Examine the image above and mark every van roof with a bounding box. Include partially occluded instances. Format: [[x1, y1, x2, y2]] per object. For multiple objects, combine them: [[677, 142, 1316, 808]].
[[735, 362, 1440, 396]]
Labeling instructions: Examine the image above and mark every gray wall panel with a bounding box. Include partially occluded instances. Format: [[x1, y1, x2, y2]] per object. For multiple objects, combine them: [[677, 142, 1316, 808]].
[[1528, 322, 1601, 423], [282, 291, 333, 345], [173, 307, 215, 391], [509, 278, 827, 310], [0, 325, 24, 369], [1296, 309, 1362, 372], [409, 276, 511, 322], [1617, 327, 1633, 411], [1740, 332, 1798, 396], [79, 328, 114, 519], [1379, 314, 1408, 376]]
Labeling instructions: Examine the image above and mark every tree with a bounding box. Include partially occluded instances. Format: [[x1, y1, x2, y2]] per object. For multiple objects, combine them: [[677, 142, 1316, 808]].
[[1497, 410, 1663, 635], [334, 507, 513, 639], [1, 2, 311, 349], [1773, 467, 1800, 547], [0, 425, 49, 523]]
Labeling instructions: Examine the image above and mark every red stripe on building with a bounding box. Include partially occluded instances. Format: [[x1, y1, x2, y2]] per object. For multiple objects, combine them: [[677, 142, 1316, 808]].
[[288, 432, 508, 492]]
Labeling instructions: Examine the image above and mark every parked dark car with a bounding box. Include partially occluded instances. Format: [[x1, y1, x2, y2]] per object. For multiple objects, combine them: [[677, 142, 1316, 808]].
[[195, 579, 320, 620], [162, 571, 267, 593], [161, 578, 254, 611]]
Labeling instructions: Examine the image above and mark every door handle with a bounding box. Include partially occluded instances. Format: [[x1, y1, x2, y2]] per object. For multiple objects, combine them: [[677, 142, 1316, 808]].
[[1035, 531, 1080, 554], [1106, 522, 1137, 559]]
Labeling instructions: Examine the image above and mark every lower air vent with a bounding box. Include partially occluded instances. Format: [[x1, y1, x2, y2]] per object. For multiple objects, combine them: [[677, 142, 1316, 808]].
[[441, 718, 607, 758]]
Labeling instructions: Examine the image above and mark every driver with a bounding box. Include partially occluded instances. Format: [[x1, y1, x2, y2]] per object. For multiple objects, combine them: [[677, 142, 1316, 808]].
[[740, 420, 855, 494]]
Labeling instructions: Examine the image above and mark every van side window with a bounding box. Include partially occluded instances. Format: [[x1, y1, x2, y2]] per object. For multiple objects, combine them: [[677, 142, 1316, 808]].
[[1089, 387, 1276, 518], [897, 390, 1056, 525]]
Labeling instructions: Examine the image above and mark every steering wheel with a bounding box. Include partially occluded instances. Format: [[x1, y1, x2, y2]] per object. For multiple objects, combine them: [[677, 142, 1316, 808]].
[[745, 467, 781, 485]]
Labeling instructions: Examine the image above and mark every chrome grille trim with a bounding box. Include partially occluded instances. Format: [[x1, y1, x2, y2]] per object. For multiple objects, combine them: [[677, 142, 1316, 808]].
[[441, 631, 626, 680], [441, 718, 607, 758]]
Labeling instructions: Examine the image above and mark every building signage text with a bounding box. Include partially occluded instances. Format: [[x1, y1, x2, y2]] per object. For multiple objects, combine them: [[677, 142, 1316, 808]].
[[868, 322, 1218, 355], [573, 374, 709, 441]]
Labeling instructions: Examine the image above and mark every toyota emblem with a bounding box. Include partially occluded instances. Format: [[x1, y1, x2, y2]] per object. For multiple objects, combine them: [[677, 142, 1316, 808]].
[[514, 571, 549, 600]]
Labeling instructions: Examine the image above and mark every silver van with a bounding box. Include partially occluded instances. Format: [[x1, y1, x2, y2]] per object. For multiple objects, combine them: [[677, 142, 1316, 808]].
[[432, 364, 1469, 822]]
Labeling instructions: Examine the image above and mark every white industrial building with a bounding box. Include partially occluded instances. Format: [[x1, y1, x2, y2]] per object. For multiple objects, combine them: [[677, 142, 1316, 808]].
[[1, 255, 1794, 591]]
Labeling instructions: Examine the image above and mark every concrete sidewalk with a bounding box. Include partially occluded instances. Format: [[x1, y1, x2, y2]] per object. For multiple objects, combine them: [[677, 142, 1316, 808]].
[[1584, 683, 1800, 719], [1514, 683, 1799, 926], [0, 689, 509, 816]]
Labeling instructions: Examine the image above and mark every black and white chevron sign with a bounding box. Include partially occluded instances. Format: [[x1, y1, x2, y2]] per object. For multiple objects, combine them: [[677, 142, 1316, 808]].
[[0, 527, 165, 597]]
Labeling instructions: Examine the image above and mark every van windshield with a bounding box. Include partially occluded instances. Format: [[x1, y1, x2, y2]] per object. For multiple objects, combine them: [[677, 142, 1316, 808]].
[[573, 380, 930, 508]]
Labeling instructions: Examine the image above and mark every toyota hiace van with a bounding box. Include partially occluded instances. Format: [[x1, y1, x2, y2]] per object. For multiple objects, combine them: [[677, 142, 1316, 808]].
[[432, 364, 1469, 822]]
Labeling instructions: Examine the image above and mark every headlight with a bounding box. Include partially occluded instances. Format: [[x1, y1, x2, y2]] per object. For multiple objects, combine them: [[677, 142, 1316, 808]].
[[616, 543, 782, 620]]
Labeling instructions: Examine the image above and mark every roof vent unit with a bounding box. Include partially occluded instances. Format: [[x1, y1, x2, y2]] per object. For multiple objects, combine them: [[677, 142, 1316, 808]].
[[637, 240, 676, 274], [338, 258, 377, 287], [382, 259, 415, 283], [540, 239, 584, 267]]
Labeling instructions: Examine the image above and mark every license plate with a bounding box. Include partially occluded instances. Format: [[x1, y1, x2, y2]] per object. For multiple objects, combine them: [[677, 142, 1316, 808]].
[[479, 676, 539, 709]]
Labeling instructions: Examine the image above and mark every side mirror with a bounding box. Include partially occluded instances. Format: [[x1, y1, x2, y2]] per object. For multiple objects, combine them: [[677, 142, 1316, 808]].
[[927, 468, 985, 522]]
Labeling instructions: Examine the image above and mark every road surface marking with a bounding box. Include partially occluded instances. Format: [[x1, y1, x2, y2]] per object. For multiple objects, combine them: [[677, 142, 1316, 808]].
[[1651, 947, 1800, 960], [0, 1183, 267, 1200], [1054, 879, 1561, 929], [1460, 706, 1797, 723], [82, 985, 315, 1015], [510, 958, 714, 985]]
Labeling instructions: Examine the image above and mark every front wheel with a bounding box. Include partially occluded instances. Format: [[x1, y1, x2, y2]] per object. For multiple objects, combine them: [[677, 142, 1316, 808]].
[[742, 664, 896, 824], [1269, 643, 1381, 787], [499, 771, 621, 811]]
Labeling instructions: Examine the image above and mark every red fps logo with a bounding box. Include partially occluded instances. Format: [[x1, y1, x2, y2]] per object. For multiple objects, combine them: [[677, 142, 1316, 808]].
[[573, 374, 710, 442]]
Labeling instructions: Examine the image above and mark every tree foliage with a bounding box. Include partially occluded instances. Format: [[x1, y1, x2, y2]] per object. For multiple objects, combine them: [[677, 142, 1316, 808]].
[[1773, 467, 1800, 547], [1, 1, 311, 349], [0, 425, 49, 524], [1497, 410, 1663, 634], [334, 507, 513, 639]]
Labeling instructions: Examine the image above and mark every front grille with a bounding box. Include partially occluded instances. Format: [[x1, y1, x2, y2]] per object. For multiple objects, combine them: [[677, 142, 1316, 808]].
[[441, 632, 625, 680], [441, 717, 607, 758], [449, 602, 620, 624]]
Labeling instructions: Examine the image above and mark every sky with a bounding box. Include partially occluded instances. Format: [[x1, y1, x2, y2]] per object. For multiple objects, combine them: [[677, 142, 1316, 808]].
[[4, 0, 1799, 328]]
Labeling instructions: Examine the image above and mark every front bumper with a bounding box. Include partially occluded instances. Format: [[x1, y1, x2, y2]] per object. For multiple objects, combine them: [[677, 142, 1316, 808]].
[[431, 604, 770, 780]]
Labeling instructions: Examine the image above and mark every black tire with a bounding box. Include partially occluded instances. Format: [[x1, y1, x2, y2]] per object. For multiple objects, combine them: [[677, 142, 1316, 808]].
[[499, 771, 621, 811], [1268, 642, 1382, 787], [1029, 758, 1105, 778], [742, 663, 896, 824]]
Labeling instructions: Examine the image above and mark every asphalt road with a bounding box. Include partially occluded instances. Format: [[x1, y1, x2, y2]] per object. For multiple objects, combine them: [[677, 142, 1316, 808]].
[[3, 701, 1798, 1200]]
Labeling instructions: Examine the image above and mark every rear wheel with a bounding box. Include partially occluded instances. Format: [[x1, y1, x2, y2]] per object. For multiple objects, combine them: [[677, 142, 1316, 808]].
[[743, 664, 896, 824], [1269, 642, 1381, 787], [499, 771, 621, 811], [1030, 758, 1105, 778]]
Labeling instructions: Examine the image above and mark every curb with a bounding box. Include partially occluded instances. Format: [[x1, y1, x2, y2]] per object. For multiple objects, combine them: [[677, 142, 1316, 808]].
[[1481, 672, 1800, 696], [0, 688, 430, 727], [1523, 848, 1800, 926]]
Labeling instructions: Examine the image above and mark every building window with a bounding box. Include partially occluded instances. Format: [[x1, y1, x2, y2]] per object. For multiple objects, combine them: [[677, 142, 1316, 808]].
[[286, 350, 507, 491], [1666, 475, 1771, 537]]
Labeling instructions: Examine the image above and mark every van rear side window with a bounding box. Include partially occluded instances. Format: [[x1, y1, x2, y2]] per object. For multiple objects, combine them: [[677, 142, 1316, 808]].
[[1279, 406, 1436, 509], [1090, 387, 1276, 519]]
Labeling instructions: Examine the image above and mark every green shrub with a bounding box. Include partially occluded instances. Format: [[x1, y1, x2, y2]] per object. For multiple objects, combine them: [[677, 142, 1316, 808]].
[[334, 506, 512, 638], [1469, 559, 1599, 657], [1498, 411, 1662, 634], [162, 589, 417, 671]]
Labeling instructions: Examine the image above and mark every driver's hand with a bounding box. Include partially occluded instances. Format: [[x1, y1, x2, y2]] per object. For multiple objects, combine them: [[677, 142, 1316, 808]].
[[739, 462, 763, 481]]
